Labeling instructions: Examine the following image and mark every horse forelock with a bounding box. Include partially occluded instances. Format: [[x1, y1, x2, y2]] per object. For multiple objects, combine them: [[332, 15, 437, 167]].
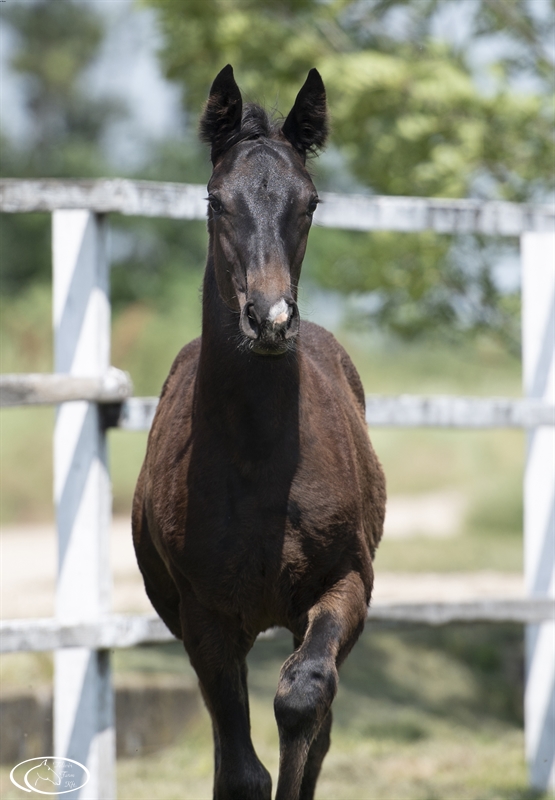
[[221, 103, 282, 152]]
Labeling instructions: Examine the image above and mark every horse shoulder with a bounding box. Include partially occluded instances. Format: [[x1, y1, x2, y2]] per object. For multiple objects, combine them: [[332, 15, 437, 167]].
[[132, 338, 202, 638], [298, 321, 385, 558], [159, 337, 201, 407], [135, 336, 201, 541], [300, 321, 366, 414]]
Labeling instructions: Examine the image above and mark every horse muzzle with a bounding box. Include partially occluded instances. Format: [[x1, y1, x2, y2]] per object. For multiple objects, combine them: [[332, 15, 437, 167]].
[[240, 295, 299, 355]]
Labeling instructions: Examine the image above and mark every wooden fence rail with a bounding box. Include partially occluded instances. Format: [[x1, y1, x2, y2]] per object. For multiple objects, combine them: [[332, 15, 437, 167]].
[[0, 369, 132, 406], [3, 379, 554, 429], [1, 179, 553, 796], [116, 393, 555, 430], [1, 177, 554, 234], [2, 600, 554, 655]]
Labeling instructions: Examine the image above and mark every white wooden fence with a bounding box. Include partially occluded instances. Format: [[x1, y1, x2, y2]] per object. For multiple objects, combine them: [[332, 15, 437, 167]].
[[1, 178, 554, 797]]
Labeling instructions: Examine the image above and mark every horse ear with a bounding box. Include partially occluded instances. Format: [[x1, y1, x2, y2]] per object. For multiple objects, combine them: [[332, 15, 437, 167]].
[[200, 65, 243, 165], [281, 69, 328, 160]]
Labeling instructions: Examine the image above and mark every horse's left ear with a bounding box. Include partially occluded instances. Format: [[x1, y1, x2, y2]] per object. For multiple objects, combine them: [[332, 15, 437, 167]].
[[281, 69, 328, 160], [200, 64, 243, 164]]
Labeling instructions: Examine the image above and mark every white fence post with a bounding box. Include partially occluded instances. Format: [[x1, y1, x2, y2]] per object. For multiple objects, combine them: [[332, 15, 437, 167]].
[[521, 231, 555, 792], [53, 210, 115, 799]]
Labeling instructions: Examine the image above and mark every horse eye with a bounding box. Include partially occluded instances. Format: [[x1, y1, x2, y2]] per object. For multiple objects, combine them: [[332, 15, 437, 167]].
[[307, 198, 319, 216], [208, 196, 223, 214]]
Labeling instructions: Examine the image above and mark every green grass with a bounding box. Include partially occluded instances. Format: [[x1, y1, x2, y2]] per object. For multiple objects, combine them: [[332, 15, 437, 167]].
[[111, 625, 545, 799], [339, 327, 521, 397], [0, 406, 54, 524], [1, 624, 547, 799]]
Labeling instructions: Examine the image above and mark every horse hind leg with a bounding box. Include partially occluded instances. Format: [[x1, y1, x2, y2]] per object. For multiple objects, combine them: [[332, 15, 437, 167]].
[[274, 572, 368, 800]]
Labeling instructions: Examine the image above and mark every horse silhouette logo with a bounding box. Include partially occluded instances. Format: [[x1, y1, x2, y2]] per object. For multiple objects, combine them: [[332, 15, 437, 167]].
[[28, 760, 61, 789], [10, 757, 90, 795]]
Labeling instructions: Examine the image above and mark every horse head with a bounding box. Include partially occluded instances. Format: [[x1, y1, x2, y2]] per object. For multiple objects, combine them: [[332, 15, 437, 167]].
[[200, 65, 328, 356], [31, 760, 61, 787]]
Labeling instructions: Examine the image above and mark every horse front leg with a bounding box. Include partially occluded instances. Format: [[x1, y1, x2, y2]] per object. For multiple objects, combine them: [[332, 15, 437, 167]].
[[179, 593, 272, 800], [274, 572, 369, 800], [290, 635, 333, 800]]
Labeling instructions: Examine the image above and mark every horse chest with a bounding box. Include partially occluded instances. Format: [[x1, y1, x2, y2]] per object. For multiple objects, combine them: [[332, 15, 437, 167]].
[[176, 451, 362, 607]]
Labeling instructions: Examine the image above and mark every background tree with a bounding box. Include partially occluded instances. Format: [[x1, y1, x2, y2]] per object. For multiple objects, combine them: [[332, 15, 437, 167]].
[[0, 0, 123, 293], [1, 0, 552, 348], [0, 0, 209, 306], [144, 0, 554, 349]]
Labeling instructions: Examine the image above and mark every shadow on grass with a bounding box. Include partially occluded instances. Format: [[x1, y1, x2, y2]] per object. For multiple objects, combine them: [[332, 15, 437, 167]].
[[116, 622, 525, 738], [495, 790, 548, 800], [418, 792, 547, 800], [239, 622, 525, 736], [340, 623, 524, 724]]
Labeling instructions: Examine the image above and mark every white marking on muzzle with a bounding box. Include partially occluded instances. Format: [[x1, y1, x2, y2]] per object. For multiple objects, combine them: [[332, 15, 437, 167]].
[[268, 298, 289, 327]]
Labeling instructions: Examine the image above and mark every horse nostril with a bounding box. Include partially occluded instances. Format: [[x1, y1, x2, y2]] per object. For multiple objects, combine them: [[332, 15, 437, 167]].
[[284, 301, 299, 339], [241, 302, 261, 339]]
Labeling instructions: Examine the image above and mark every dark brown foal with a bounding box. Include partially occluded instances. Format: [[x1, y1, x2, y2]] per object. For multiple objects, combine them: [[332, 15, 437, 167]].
[[132, 65, 386, 800]]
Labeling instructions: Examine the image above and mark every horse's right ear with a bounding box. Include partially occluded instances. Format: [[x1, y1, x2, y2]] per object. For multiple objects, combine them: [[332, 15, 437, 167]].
[[200, 65, 243, 165]]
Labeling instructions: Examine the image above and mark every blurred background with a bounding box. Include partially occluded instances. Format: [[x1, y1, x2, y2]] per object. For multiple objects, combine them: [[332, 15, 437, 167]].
[[0, 1, 553, 798]]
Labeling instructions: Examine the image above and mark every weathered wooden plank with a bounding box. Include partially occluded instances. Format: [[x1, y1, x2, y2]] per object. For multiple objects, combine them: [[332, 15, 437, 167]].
[[0, 178, 207, 220], [0, 615, 175, 654], [365, 394, 555, 428], [0, 368, 132, 407], [3, 386, 553, 427], [317, 192, 555, 236], [1, 178, 553, 234], [2, 600, 553, 653], [109, 395, 555, 431]]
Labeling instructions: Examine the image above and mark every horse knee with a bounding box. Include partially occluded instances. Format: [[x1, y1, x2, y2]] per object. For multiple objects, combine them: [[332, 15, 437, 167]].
[[274, 655, 338, 741]]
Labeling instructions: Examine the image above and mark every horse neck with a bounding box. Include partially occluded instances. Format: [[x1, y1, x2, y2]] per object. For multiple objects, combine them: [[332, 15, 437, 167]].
[[196, 255, 300, 451]]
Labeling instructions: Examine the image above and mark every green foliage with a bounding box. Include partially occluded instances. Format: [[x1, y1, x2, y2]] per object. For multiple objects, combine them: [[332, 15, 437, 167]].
[[110, 217, 207, 311], [108, 139, 211, 309], [142, 0, 552, 347], [146, 0, 553, 203], [0, 213, 52, 293], [326, 46, 552, 201], [0, 1, 212, 304], [2, 625, 543, 798], [1, 1, 551, 345], [0, 0, 122, 295], [0, 0, 122, 178]]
